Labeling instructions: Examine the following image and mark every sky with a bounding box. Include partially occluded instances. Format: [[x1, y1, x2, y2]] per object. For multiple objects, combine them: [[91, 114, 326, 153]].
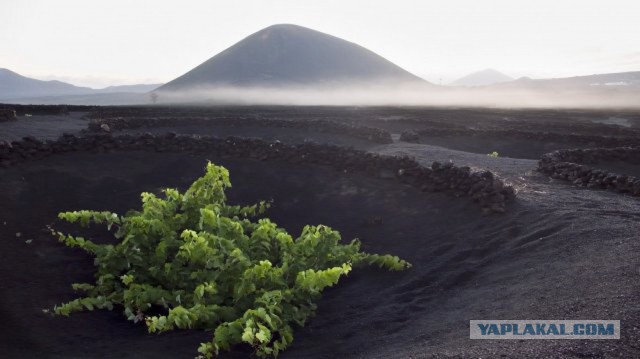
[[1, 0, 639, 88]]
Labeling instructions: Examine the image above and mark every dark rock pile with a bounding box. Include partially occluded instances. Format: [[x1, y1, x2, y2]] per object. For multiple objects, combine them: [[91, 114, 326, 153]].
[[0, 109, 17, 122], [87, 117, 393, 144], [538, 147, 640, 196], [0, 133, 515, 213], [399, 130, 420, 143]]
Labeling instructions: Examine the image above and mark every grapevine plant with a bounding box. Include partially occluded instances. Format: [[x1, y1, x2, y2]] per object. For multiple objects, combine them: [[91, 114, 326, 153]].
[[51, 162, 411, 358]]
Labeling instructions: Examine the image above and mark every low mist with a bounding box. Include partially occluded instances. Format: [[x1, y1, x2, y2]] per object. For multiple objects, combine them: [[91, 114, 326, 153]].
[[153, 84, 640, 109]]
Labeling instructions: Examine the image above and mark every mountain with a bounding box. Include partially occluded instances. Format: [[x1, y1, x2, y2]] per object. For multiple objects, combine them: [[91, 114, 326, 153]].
[[464, 71, 640, 109], [0, 68, 163, 103], [157, 24, 427, 92], [499, 71, 640, 90], [0, 68, 94, 99], [451, 69, 513, 87]]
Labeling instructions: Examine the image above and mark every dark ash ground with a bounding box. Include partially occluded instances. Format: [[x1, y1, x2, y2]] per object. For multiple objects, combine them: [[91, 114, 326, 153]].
[[0, 106, 639, 358]]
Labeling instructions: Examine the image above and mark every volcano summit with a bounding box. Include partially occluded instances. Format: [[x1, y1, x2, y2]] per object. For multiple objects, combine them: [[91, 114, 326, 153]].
[[157, 24, 428, 92]]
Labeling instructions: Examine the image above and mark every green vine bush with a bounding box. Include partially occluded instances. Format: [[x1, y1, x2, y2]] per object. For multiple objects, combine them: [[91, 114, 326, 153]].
[[51, 162, 411, 357]]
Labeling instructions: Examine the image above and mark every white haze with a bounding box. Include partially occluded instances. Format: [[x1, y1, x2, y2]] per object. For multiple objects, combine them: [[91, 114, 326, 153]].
[[153, 85, 640, 109]]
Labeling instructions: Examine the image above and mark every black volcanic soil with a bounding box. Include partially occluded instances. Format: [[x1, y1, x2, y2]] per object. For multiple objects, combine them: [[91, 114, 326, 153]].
[[87, 106, 640, 134], [1, 106, 640, 359], [119, 124, 378, 150], [0, 112, 88, 141], [84, 105, 640, 160]]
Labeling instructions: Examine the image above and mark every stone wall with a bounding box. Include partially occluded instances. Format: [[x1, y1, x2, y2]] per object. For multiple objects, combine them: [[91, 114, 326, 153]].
[[538, 147, 640, 196], [0, 133, 515, 213], [88, 117, 394, 144], [401, 127, 640, 147]]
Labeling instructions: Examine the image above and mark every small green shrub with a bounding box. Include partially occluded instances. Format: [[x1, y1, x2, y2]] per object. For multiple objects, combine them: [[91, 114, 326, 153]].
[[51, 162, 411, 358], [487, 151, 499, 158]]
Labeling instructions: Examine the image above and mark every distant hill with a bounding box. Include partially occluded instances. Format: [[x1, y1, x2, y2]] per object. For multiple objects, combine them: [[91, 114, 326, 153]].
[[0, 68, 94, 99], [0, 68, 163, 103], [451, 69, 513, 87], [157, 24, 428, 92], [498, 71, 640, 90]]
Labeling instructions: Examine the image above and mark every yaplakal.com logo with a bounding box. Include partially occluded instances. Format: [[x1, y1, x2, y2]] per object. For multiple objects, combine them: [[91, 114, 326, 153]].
[[470, 320, 620, 339]]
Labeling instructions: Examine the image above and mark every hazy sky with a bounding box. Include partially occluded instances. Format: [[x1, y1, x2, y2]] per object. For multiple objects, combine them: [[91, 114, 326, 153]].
[[1, 0, 638, 88]]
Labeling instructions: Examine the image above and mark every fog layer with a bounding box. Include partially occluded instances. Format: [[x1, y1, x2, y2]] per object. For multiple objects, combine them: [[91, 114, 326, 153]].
[[153, 84, 640, 109]]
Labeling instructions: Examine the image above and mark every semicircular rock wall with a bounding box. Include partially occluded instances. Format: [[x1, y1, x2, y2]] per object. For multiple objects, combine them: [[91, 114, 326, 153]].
[[538, 147, 640, 196], [0, 133, 516, 213]]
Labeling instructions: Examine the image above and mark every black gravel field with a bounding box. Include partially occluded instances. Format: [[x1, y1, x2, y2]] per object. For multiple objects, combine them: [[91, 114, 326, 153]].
[[1, 105, 639, 358]]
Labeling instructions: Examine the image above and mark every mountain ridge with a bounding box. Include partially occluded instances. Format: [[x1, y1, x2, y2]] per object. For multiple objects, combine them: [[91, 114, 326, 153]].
[[0, 68, 161, 100], [493, 71, 640, 90], [0, 68, 94, 99]]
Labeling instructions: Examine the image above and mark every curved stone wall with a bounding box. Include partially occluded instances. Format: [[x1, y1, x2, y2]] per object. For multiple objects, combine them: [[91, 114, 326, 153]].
[[538, 147, 640, 196], [0, 133, 515, 213]]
